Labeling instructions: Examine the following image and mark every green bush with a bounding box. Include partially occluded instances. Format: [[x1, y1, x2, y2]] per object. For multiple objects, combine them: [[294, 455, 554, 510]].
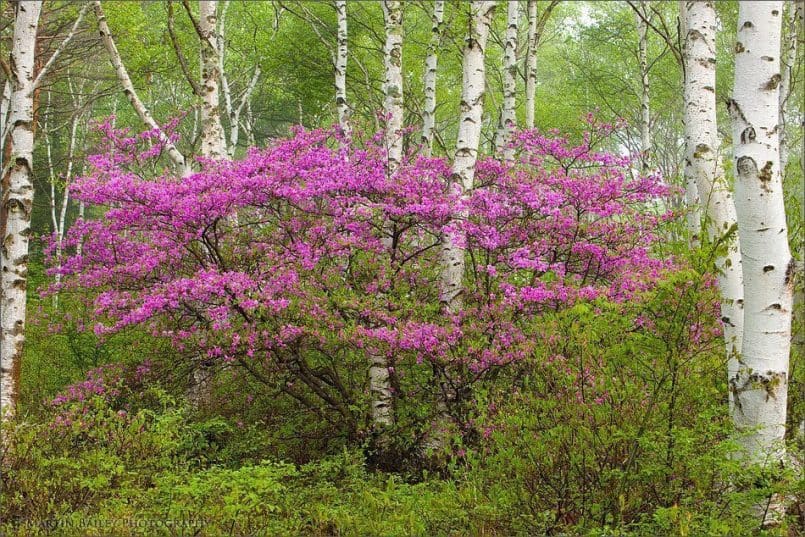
[[5, 260, 800, 536]]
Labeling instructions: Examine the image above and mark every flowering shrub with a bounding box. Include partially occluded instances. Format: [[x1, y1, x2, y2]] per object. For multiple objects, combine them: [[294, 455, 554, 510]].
[[48, 119, 677, 451]]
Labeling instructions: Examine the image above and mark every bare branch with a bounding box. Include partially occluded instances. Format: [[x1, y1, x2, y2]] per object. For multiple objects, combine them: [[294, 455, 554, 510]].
[[625, 0, 682, 65], [30, 1, 92, 94], [167, 0, 202, 97]]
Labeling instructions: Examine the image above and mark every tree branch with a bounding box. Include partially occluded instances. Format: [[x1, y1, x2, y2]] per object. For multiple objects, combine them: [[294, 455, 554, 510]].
[[625, 0, 682, 65], [167, 0, 202, 97], [30, 1, 92, 94]]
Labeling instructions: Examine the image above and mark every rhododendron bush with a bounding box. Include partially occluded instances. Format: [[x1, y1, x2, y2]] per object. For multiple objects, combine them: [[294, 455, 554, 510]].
[[47, 119, 677, 452]]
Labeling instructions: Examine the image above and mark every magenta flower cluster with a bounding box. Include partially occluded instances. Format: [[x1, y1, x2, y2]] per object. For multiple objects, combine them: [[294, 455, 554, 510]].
[[46, 118, 675, 415]]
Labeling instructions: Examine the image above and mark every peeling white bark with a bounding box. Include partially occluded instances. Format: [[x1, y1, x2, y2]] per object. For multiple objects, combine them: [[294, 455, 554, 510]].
[[439, 1, 496, 313], [497, 0, 518, 162], [1, 0, 42, 419], [681, 0, 744, 409], [93, 1, 190, 176], [728, 0, 792, 484], [335, 0, 350, 139], [421, 0, 444, 157], [245, 99, 256, 147]]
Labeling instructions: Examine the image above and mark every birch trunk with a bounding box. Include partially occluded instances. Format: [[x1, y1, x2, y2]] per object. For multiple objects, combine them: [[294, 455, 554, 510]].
[[421, 1, 444, 156], [228, 65, 260, 156], [43, 88, 80, 310], [728, 1, 793, 508], [1, 0, 42, 419], [382, 0, 404, 173], [439, 1, 496, 313], [217, 0, 232, 142], [335, 0, 350, 139], [525, 0, 538, 129], [427, 0, 496, 456], [679, 5, 700, 244], [246, 99, 256, 147], [93, 1, 190, 176], [681, 0, 744, 409], [370, 0, 405, 429], [54, 111, 81, 310], [497, 0, 518, 162], [198, 1, 226, 160], [636, 2, 651, 172], [76, 199, 85, 258]]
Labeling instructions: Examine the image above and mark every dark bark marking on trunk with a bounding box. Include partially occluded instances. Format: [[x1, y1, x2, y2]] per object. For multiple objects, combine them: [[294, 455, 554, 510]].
[[762, 73, 781, 90]]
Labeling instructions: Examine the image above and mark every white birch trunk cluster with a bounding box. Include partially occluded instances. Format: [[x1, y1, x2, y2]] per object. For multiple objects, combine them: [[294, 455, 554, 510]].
[[44, 83, 86, 310], [216, 1, 260, 156]]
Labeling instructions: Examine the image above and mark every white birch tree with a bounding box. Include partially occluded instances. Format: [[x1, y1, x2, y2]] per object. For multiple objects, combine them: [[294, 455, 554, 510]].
[[382, 0, 404, 173], [421, 0, 444, 156], [439, 0, 496, 313], [728, 4, 793, 517], [197, 0, 227, 160], [43, 80, 90, 310], [335, 0, 350, 139], [496, 0, 518, 162], [635, 1, 651, 172], [369, 0, 405, 429], [678, 2, 702, 243], [681, 0, 744, 408], [525, 0, 538, 130], [1, 0, 42, 418], [207, 1, 261, 157], [524, 0, 558, 129]]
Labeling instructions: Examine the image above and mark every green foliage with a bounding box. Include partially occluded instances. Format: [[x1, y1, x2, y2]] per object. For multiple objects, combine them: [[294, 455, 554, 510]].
[[4, 377, 799, 536], [6, 267, 802, 536]]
